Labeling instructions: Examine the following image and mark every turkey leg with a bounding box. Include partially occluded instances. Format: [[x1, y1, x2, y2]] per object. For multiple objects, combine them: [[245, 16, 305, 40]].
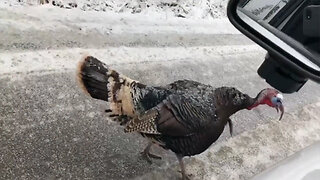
[[176, 154, 191, 180]]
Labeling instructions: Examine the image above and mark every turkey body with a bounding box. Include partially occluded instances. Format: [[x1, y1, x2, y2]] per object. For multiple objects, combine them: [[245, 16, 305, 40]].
[[77, 56, 268, 179], [78, 56, 250, 156], [131, 80, 227, 156]]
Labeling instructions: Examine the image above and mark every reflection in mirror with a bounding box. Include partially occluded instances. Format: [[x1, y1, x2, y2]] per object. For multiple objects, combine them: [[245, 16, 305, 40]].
[[236, 0, 320, 72], [241, 0, 289, 22]]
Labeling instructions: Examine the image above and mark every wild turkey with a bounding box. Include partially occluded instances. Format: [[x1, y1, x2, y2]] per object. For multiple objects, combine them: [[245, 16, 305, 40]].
[[77, 56, 284, 179]]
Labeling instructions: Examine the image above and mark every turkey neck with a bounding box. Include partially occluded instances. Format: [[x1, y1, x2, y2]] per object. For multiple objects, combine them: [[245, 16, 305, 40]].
[[214, 87, 256, 120]]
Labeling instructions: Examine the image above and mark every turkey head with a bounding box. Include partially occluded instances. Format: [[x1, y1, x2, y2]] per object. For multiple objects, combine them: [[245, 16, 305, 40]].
[[248, 88, 284, 120]]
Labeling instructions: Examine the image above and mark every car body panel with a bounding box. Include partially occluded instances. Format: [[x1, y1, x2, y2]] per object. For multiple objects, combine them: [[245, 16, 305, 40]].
[[250, 141, 320, 180]]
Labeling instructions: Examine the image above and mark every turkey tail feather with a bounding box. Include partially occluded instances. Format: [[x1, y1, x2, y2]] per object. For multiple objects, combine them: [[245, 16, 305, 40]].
[[77, 55, 138, 117], [77, 56, 110, 101]]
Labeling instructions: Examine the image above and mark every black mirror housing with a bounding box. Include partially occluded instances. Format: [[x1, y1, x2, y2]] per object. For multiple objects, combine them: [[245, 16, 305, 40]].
[[227, 0, 320, 93], [258, 53, 307, 93]]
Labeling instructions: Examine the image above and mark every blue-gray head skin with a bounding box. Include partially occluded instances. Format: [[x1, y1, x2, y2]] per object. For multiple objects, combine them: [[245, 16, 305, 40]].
[[271, 93, 284, 120]]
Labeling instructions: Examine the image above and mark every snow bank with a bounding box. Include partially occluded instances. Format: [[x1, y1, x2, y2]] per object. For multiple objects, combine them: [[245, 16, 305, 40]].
[[0, 0, 229, 19], [0, 45, 263, 75]]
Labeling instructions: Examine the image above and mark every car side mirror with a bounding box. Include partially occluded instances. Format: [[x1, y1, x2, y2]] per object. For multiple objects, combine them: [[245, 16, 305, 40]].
[[227, 0, 320, 93]]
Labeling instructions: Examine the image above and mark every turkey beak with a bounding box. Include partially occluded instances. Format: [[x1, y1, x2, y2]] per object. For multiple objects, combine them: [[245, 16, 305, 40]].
[[277, 102, 284, 121]]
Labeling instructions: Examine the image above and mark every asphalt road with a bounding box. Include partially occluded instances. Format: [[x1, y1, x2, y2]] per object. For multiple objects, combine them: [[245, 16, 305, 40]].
[[1, 47, 320, 180]]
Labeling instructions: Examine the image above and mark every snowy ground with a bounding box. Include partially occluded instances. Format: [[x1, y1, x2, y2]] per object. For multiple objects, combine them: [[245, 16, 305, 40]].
[[0, 0, 229, 19], [1, 2, 320, 180]]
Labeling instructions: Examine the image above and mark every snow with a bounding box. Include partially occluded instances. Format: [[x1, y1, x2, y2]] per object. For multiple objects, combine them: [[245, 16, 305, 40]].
[[0, 45, 263, 75], [0, 1, 239, 35], [5, 6, 239, 34], [0, 0, 229, 19]]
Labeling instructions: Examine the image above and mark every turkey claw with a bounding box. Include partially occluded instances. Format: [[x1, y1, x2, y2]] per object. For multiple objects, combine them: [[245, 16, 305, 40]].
[[140, 151, 162, 164], [177, 170, 193, 180]]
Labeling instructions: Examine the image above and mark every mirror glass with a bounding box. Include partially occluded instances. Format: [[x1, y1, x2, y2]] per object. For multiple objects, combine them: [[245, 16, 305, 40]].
[[236, 0, 320, 72]]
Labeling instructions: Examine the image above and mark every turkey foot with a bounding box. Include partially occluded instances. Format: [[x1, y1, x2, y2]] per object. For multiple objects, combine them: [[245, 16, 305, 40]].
[[177, 170, 193, 180], [140, 142, 162, 164]]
